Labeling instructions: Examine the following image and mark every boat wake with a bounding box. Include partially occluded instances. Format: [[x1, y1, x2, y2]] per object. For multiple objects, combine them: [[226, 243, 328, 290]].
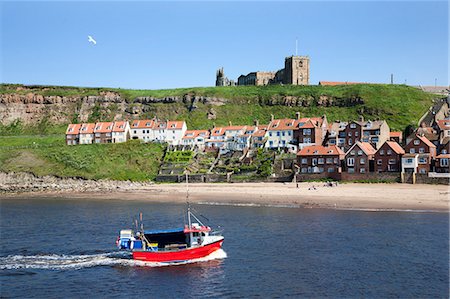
[[0, 249, 227, 270]]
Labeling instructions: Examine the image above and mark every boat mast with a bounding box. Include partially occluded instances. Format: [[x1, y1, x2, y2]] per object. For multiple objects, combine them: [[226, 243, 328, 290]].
[[186, 172, 192, 229]]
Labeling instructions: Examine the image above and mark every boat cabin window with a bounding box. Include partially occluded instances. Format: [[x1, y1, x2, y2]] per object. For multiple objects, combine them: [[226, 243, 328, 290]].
[[193, 232, 199, 237]]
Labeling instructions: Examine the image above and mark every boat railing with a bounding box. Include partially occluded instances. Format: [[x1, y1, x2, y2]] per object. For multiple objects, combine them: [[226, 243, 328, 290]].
[[210, 229, 224, 236]]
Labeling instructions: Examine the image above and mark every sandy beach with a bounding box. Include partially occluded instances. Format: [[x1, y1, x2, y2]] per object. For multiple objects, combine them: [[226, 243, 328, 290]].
[[3, 182, 449, 212]]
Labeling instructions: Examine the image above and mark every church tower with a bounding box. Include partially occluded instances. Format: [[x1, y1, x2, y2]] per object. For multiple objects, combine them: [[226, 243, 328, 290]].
[[283, 56, 310, 85]]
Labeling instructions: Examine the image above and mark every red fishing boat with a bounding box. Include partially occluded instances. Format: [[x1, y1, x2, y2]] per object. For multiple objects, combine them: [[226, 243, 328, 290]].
[[116, 205, 224, 263]]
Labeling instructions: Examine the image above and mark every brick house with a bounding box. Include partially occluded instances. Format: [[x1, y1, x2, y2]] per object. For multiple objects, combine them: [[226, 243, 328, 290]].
[[343, 120, 390, 151], [434, 154, 450, 173], [94, 122, 114, 144], [344, 141, 376, 174], [374, 141, 405, 172], [66, 124, 81, 145], [297, 145, 344, 174], [325, 121, 347, 148], [295, 116, 328, 150], [404, 135, 436, 174], [437, 119, 450, 145], [389, 131, 403, 145]]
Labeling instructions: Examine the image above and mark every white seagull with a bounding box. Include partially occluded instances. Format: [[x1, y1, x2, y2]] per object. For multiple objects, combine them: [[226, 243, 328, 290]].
[[88, 35, 97, 45]]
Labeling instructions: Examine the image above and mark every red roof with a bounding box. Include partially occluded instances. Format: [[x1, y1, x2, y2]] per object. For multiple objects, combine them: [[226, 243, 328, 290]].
[[210, 127, 226, 137], [297, 145, 345, 156], [390, 131, 402, 138], [224, 125, 246, 131], [80, 123, 95, 134], [94, 122, 114, 133], [268, 119, 297, 131], [131, 119, 155, 129], [436, 154, 450, 158], [182, 130, 210, 139], [319, 81, 365, 86], [167, 121, 185, 130], [415, 135, 436, 148], [112, 121, 128, 132], [385, 141, 405, 155], [437, 119, 450, 131], [347, 141, 376, 156], [66, 124, 81, 135]]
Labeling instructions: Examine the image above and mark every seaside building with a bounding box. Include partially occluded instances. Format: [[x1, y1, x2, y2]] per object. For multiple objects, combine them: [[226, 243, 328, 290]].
[[389, 131, 403, 145], [344, 141, 376, 174], [297, 145, 345, 174], [94, 122, 114, 144], [342, 119, 390, 151], [112, 121, 130, 143], [265, 118, 298, 151], [79, 123, 95, 144], [374, 141, 405, 172], [294, 115, 328, 150], [66, 124, 81, 145], [181, 130, 210, 150], [130, 119, 156, 142], [404, 135, 436, 174]]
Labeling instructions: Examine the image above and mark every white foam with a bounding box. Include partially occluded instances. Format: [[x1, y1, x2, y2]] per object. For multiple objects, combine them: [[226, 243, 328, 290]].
[[0, 249, 227, 270], [197, 201, 301, 209]]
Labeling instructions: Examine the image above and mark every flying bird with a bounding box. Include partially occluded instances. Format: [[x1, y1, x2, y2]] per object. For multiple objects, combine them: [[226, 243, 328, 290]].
[[88, 35, 97, 45]]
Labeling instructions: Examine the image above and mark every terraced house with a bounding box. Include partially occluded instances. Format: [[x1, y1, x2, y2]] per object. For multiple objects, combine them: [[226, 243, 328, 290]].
[[295, 115, 328, 150], [94, 122, 114, 144], [297, 145, 345, 174], [342, 120, 390, 151], [130, 119, 156, 142], [265, 118, 298, 150], [403, 135, 436, 174], [66, 124, 81, 145], [344, 141, 376, 174], [374, 141, 405, 172], [181, 130, 210, 149], [79, 123, 95, 144]]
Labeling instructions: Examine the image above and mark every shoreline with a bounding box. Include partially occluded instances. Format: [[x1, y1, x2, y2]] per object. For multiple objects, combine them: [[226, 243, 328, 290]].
[[2, 182, 449, 212]]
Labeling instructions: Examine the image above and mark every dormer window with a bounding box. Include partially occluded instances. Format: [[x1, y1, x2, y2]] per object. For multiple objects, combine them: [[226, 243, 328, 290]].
[[96, 126, 100, 130], [145, 122, 151, 126], [414, 140, 420, 145], [69, 128, 73, 132], [313, 150, 318, 154], [133, 123, 138, 127], [171, 124, 176, 128], [82, 127, 86, 131], [350, 123, 356, 129]]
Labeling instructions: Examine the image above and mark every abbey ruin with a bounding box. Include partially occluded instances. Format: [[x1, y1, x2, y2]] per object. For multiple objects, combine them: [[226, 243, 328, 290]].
[[216, 55, 310, 86]]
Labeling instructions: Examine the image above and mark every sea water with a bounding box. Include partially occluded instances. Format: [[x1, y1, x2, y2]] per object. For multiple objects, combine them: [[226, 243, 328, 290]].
[[0, 197, 448, 298]]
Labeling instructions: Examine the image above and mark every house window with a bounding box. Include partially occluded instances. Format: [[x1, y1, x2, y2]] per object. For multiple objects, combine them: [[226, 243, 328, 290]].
[[303, 129, 311, 135], [419, 168, 427, 174], [301, 158, 307, 164], [277, 132, 280, 137], [360, 168, 366, 173], [348, 139, 353, 145], [269, 132, 272, 137], [357, 150, 363, 155], [380, 150, 385, 155], [318, 158, 324, 164], [355, 132, 359, 137], [377, 159, 382, 165], [350, 151, 355, 156], [410, 148, 415, 154], [269, 141, 273, 147], [304, 138, 311, 143], [301, 168, 307, 173], [360, 158, 365, 164], [440, 158, 449, 167], [419, 157, 427, 164], [419, 148, 425, 154], [414, 140, 420, 145], [326, 158, 333, 164], [348, 132, 352, 137], [347, 158, 355, 166], [442, 149, 448, 154], [133, 130, 137, 134], [328, 167, 334, 173], [387, 150, 392, 155], [350, 124, 356, 129], [406, 158, 413, 164], [334, 158, 338, 164], [388, 159, 396, 164], [312, 158, 317, 166], [282, 131, 285, 137]]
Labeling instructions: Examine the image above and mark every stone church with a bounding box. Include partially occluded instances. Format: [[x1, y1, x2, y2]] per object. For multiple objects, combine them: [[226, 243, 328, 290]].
[[216, 55, 310, 87]]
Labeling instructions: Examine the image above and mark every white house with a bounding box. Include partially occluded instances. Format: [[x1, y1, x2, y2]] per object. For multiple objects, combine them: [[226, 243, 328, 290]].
[[112, 121, 130, 143], [165, 120, 187, 145], [79, 123, 95, 144], [130, 119, 156, 142], [265, 118, 297, 150], [182, 130, 210, 149], [206, 127, 227, 150]]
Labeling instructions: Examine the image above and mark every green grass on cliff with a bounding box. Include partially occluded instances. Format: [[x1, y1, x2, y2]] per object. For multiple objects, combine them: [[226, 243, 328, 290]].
[[0, 138, 164, 181]]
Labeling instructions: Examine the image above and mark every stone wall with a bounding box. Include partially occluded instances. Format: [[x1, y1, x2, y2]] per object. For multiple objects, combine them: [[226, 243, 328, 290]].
[[340, 172, 400, 182], [416, 174, 449, 185]]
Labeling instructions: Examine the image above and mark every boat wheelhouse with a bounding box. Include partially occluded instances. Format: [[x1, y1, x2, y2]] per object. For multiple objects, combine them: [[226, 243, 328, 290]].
[[117, 206, 224, 262]]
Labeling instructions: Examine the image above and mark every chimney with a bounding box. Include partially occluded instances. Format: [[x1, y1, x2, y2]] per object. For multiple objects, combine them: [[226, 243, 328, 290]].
[[254, 119, 259, 126], [229, 121, 232, 126], [358, 115, 364, 122], [270, 114, 274, 121], [295, 112, 301, 120]]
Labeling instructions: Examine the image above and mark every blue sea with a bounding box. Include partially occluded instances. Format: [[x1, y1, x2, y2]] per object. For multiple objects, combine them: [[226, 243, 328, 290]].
[[0, 197, 448, 298]]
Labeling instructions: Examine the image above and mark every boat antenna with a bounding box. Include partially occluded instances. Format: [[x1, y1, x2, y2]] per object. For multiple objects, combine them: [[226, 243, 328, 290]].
[[186, 172, 192, 229], [140, 212, 144, 232]]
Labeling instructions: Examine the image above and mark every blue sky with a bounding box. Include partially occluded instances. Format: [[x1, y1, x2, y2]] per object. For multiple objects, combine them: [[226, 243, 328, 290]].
[[1, 1, 448, 89]]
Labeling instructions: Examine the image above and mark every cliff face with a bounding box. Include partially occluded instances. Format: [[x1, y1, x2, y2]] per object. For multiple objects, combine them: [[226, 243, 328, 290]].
[[0, 90, 228, 125]]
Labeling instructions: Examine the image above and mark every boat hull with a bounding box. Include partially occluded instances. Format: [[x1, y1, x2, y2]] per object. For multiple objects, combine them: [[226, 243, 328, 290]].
[[132, 239, 224, 262]]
